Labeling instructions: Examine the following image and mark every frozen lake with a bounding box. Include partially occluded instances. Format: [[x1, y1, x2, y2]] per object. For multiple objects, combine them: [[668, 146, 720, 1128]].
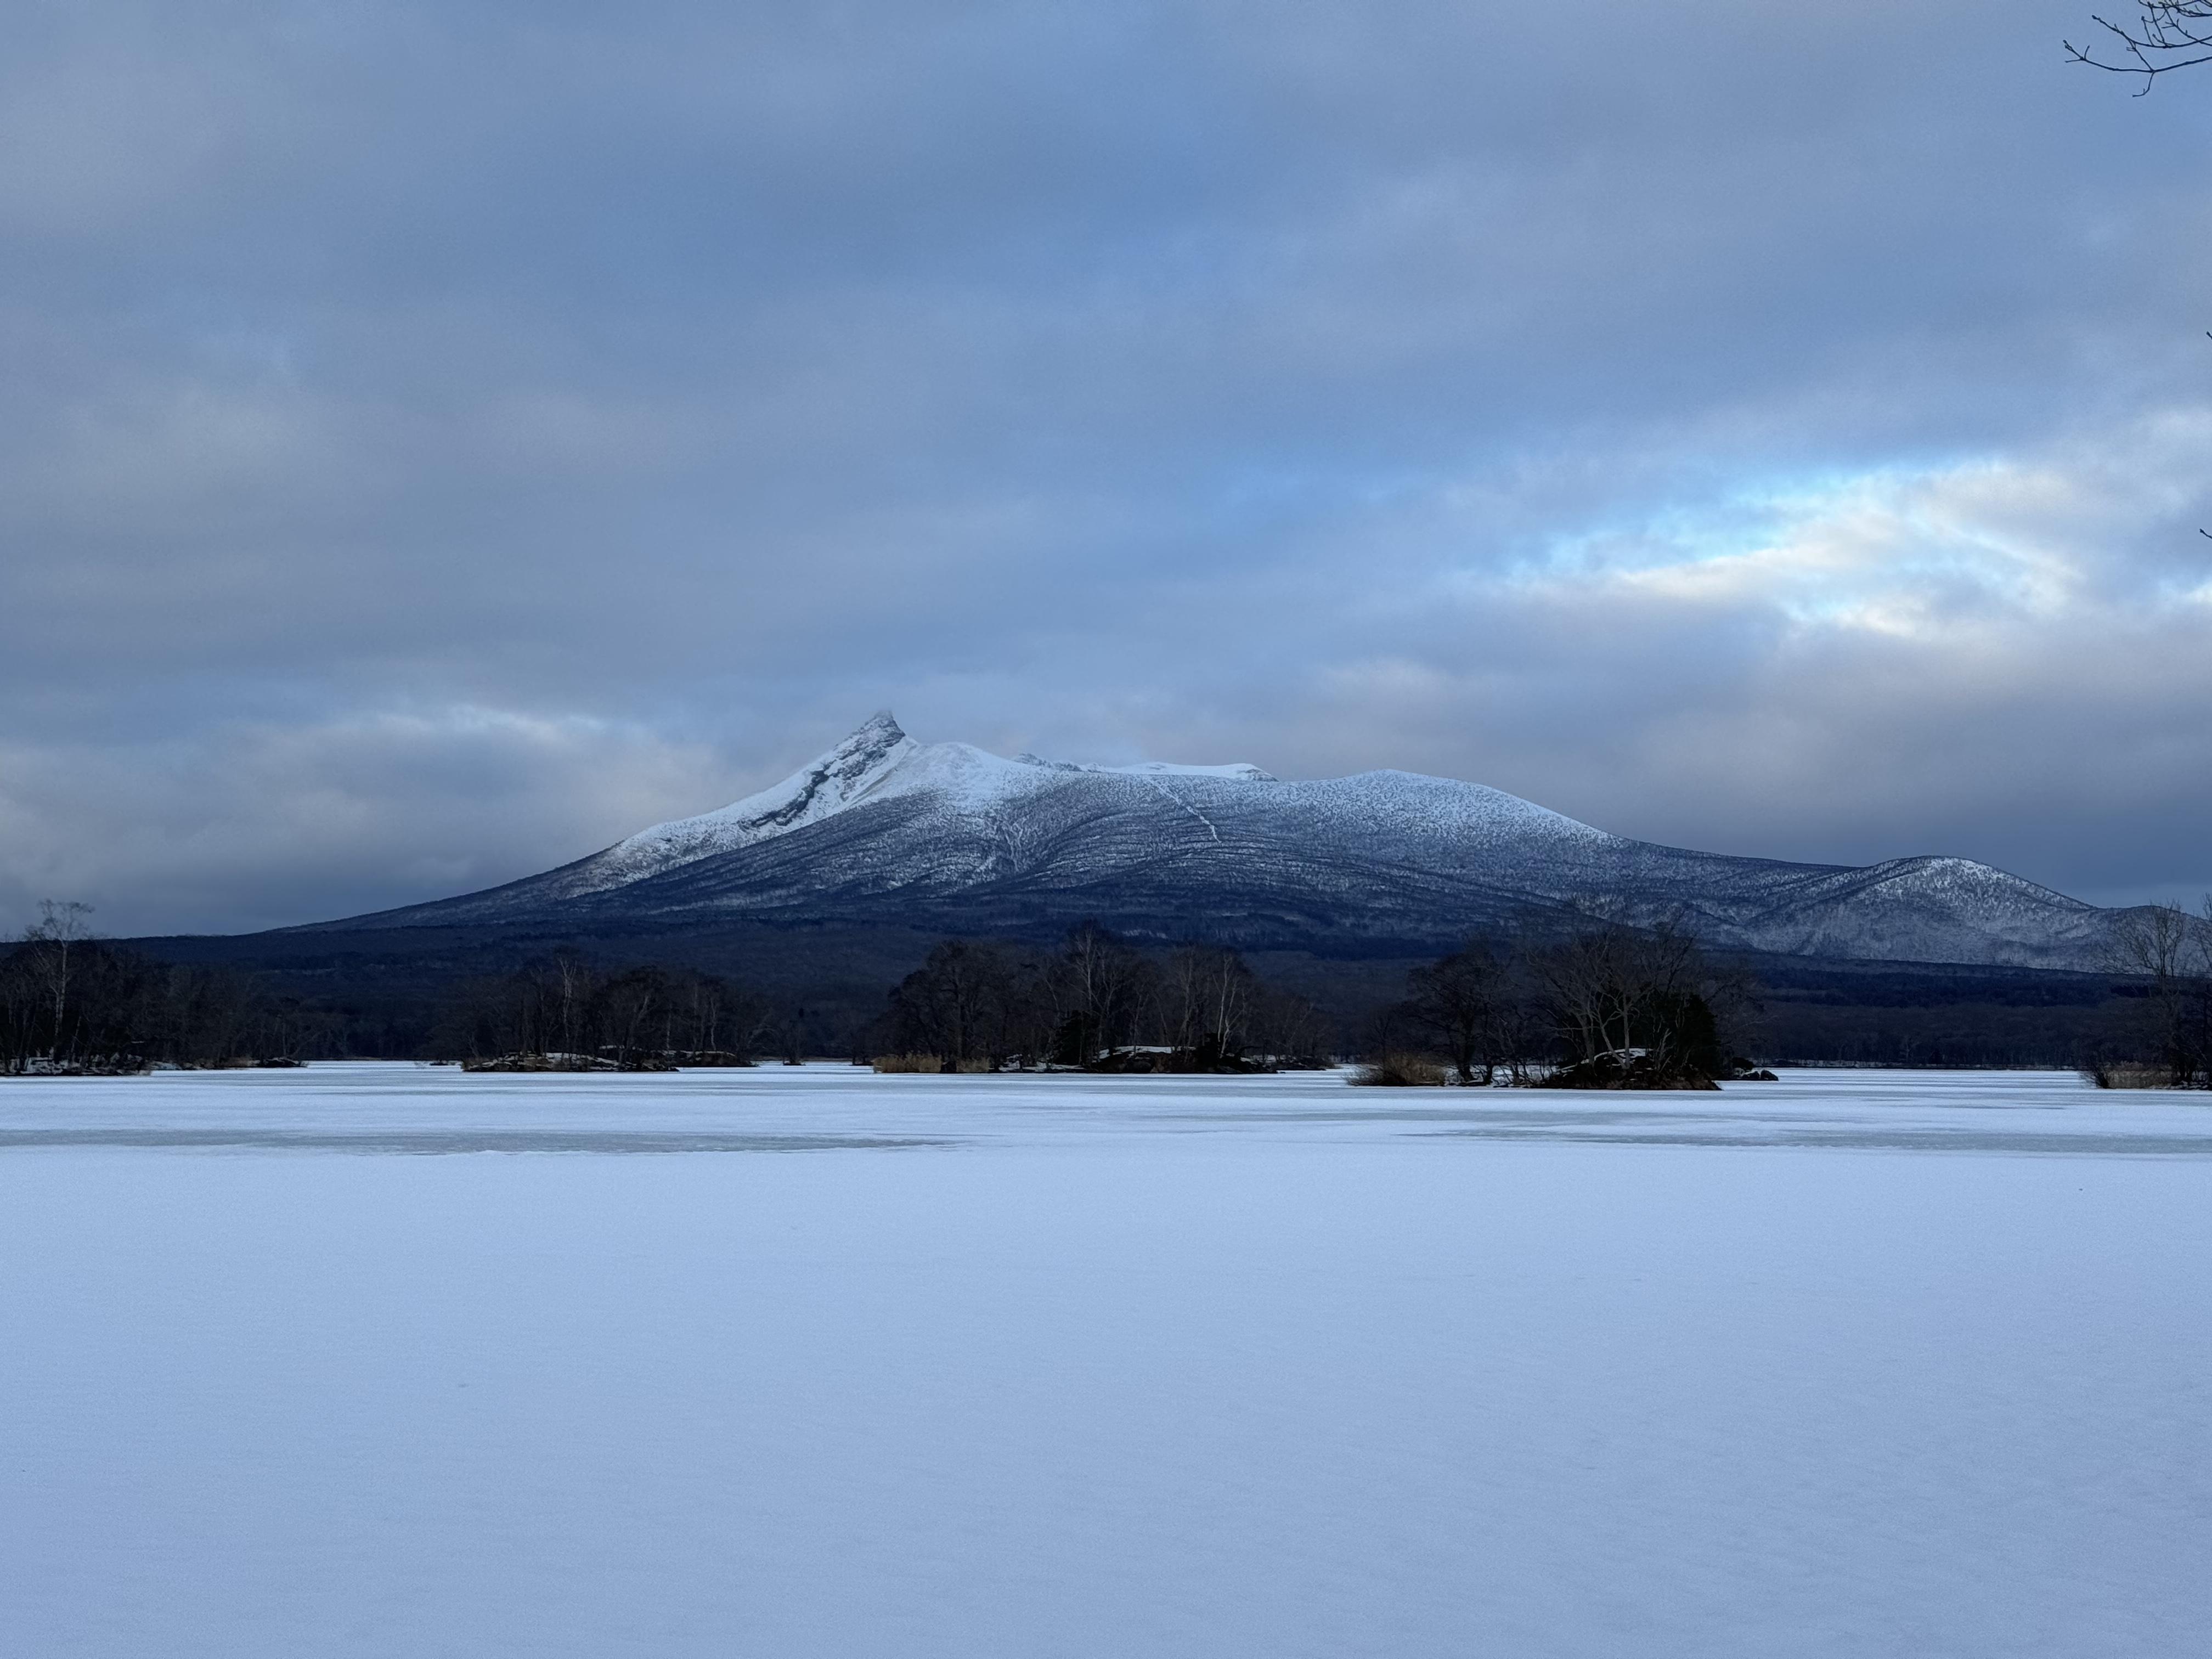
[[2, 1064, 2207, 1658]]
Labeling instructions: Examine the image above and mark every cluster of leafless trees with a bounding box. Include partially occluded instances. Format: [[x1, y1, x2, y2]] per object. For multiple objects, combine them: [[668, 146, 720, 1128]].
[[0, 901, 326, 1074], [876, 923, 1334, 1071], [427, 952, 786, 1066], [1383, 908, 1757, 1086], [2095, 899, 2212, 1086]]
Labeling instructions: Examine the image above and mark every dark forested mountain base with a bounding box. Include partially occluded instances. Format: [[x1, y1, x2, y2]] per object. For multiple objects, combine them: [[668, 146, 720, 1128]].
[[124, 921, 2143, 1067], [1746, 958, 2132, 1066]]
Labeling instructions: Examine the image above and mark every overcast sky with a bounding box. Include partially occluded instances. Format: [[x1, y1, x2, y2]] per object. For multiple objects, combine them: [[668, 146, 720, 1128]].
[[5, 1, 2212, 935]]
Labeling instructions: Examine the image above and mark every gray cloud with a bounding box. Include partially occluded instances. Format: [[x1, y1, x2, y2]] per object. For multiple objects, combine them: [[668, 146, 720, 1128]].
[[3, 0, 2209, 933]]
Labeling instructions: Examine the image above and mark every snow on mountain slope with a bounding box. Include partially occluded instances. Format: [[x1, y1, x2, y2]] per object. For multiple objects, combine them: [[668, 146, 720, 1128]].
[[307, 712, 2137, 969], [573, 710, 917, 892], [563, 716, 1298, 898], [1017, 754, 1279, 782]]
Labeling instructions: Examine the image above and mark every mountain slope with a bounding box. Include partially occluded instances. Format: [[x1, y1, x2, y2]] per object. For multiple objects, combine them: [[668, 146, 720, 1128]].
[[303, 712, 2134, 969]]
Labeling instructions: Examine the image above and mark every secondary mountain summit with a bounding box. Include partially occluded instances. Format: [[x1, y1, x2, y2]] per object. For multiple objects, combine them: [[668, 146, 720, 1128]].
[[301, 713, 2134, 970]]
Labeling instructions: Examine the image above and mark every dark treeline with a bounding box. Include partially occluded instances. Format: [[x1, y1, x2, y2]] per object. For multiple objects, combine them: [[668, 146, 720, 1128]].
[[46, 894, 2211, 1077], [1368, 901, 2212, 1084], [426, 951, 787, 1068], [873, 923, 1334, 1071], [1757, 1006, 2121, 1069], [405, 915, 1756, 1080], [1, 902, 329, 1075], [1365, 907, 1761, 1086]]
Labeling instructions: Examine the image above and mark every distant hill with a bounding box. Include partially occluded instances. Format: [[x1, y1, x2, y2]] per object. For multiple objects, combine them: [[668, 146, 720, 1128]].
[[291, 712, 2143, 971]]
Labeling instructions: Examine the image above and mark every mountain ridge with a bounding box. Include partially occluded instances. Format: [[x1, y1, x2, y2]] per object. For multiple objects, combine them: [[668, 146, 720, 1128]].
[[295, 712, 2138, 970]]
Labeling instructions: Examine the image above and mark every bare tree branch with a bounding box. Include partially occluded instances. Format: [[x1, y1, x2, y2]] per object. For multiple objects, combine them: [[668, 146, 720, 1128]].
[[2068, 5, 2212, 91]]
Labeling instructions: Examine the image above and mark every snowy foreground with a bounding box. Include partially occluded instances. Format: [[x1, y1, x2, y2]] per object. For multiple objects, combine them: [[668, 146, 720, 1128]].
[[2, 1066, 2208, 1659]]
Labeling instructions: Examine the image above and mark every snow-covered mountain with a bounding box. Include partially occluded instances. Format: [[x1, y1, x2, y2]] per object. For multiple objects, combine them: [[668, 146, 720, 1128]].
[[304, 711, 2136, 969]]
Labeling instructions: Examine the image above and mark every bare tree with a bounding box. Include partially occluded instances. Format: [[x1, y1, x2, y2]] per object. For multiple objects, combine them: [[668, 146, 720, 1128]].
[[890, 940, 1015, 1066], [1248, 983, 1334, 1066], [2068, 4, 2212, 89], [1050, 922, 1150, 1063], [22, 900, 96, 1062], [552, 950, 593, 1056], [1404, 939, 1514, 1084], [592, 966, 673, 1065], [2104, 899, 2212, 1085], [1525, 904, 1747, 1085], [1163, 945, 1253, 1064], [1530, 904, 1703, 1062]]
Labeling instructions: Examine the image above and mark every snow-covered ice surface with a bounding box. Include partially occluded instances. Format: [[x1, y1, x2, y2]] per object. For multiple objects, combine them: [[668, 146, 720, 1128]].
[[2, 1065, 2208, 1658]]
